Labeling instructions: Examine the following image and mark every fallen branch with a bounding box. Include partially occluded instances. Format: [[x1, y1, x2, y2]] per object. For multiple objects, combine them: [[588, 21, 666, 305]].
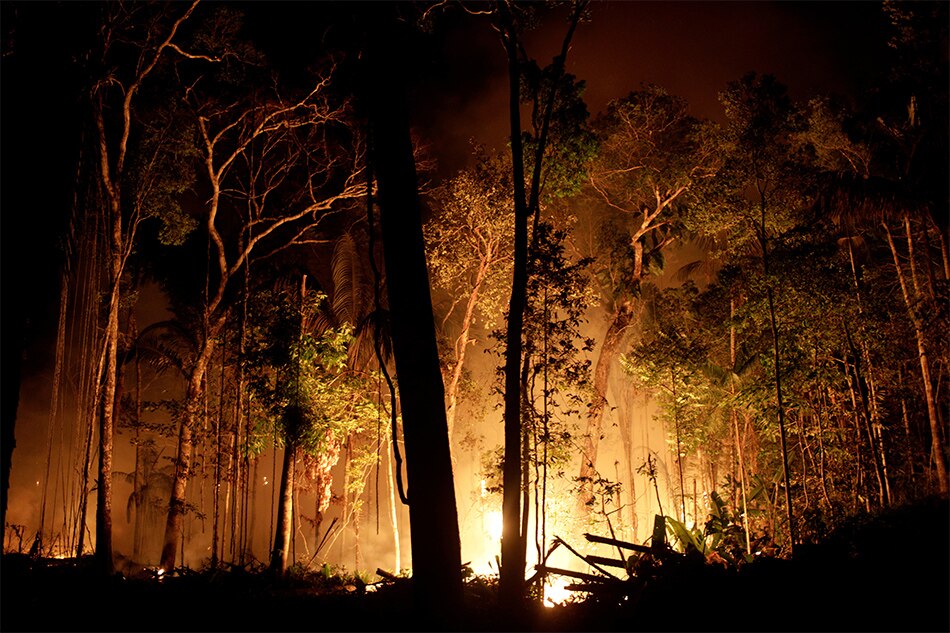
[[534, 564, 611, 585], [584, 554, 627, 569], [375, 567, 400, 581], [554, 535, 621, 580], [583, 532, 651, 554]]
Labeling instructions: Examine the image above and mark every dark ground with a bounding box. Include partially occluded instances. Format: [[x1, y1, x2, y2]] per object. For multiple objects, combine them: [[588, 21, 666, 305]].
[[1, 496, 947, 633]]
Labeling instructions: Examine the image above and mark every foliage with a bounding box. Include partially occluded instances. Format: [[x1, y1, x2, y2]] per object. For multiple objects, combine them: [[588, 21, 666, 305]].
[[244, 284, 378, 459], [425, 147, 514, 332]]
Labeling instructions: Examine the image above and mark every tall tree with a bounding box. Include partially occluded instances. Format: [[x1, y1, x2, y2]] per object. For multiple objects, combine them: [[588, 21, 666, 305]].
[[156, 10, 365, 571], [576, 86, 720, 514], [363, 7, 462, 620], [426, 151, 514, 446], [691, 73, 817, 553], [87, 0, 201, 575], [491, 0, 589, 605]]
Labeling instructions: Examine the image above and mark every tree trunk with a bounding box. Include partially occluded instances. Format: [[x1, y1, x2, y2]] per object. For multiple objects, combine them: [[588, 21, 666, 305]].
[[884, 219, 949, 494], [386, 433, 401, 573], [495, 6, 531, 605], [159, 347, 213, 571], [75, 406, 95, 558], [364, 10, 462, 620], [578, 302, 635, 511], [96, 241, 121, 576], [270, 442, 296, 574], [445, 258, 489, 445]]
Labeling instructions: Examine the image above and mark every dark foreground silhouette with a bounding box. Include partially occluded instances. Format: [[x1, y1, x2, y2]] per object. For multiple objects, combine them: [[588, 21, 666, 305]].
[[2, 497, 947, 632]]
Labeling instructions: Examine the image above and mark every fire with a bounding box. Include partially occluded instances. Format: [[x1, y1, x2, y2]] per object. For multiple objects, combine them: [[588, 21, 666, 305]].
[[543, 575, 572, 608], [485, 510, 503, 543]]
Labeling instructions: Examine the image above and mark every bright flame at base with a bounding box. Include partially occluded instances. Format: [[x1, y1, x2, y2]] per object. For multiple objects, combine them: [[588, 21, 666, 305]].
[[543, 576, 572, 608]]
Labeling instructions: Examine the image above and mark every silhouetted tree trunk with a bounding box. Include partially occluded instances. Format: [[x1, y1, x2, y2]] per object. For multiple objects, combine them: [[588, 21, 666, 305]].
[[364, 9, 462, 621], [270, 442, 296, 574], [496, 3, 530, 604], [493, 1, 586, 605]]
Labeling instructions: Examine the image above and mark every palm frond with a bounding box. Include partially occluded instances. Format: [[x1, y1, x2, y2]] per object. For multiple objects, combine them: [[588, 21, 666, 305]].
[[331, 232, 371, 326], [132, 320, 197, 377]]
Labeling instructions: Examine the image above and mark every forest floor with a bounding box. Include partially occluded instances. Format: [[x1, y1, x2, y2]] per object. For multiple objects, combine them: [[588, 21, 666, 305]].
[[1, 496, 947, 633]]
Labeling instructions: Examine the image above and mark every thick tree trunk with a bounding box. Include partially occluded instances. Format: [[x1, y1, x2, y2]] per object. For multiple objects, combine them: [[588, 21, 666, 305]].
[[0, 323, 20, 535], [365, 11, 462, 620], [160, 388, 196, 571]]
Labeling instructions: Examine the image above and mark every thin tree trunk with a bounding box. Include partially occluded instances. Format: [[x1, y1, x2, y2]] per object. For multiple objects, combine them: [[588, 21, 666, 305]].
[[616, 388, 638, 542], [75, 408, 95, 558], [578, 303, 634, 511], [39, 275, 69, 549], [730, 297, 752, 554], [672, 371, 687, 523], [498, 8, 530, 605], [445, 259, 490, 445], [211, 346, 224, 570], [386, 433, 401, 573], [270, 442, 296, 574], [884, 219, 948, 494]]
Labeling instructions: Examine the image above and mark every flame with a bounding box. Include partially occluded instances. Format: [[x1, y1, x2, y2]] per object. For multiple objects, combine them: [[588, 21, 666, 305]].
[[485, 510, 503, 543], [543, 575, 572, 608]]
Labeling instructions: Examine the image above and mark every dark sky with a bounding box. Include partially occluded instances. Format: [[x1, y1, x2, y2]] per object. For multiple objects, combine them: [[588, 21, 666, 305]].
[[405, 1, 890, 176]]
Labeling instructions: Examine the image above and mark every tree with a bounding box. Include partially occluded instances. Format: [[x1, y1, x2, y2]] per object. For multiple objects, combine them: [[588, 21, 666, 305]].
[[240, 276, 374, 575], [85, 0, 201, 575], [623, 283, 709, 524], [802, 0, 949, 496], [425, 150, 514, 446], [490, 0, 590, 605], [576, 85, 720, 514], [696, 72, 814, 553], [363, 7, 462, 619], [155, 9, 366, 571]]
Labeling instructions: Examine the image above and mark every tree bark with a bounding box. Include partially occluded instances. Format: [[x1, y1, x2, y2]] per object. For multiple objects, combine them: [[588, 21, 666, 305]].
[[159, 344, 215, 571], [364, 11, 462, 620], [270, 443, 296, 574], [445, 258, 490, 444], [578, 302, 635, 510]]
